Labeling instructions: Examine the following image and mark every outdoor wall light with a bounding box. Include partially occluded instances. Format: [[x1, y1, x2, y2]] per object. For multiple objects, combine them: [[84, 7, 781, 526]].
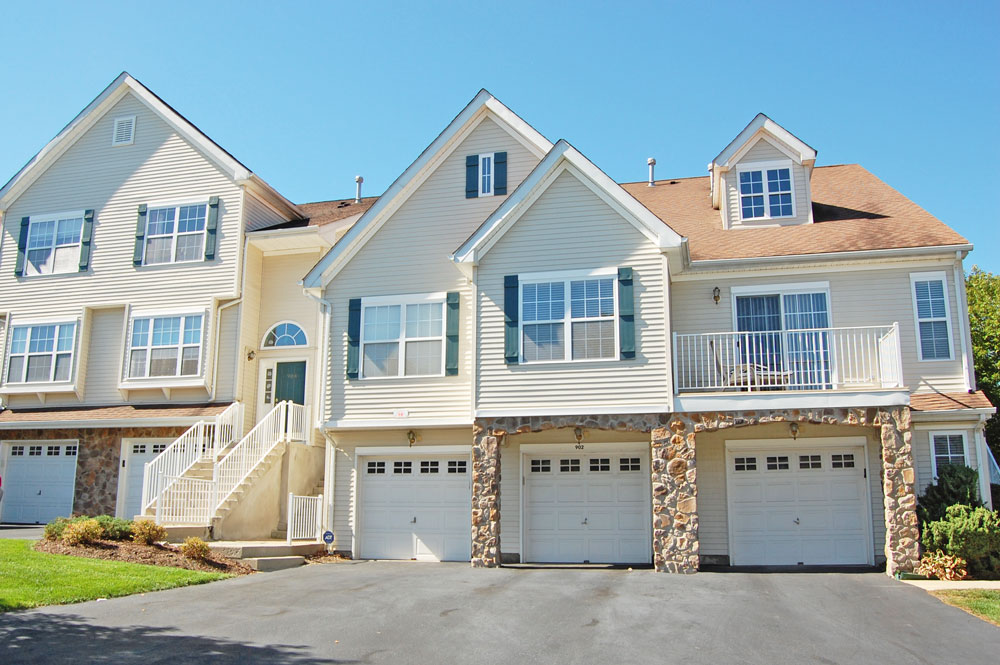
[[406, 430, 416, 446], [712, 287, 721, 305], [246, 349, 256, 361], [789, 422, 799, 440], [574, 427, 584, 443]]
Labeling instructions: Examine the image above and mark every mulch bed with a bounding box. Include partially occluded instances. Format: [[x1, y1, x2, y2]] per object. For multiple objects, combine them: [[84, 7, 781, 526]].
[[305, 552, 352, 564], [34, 539, 254, 575]]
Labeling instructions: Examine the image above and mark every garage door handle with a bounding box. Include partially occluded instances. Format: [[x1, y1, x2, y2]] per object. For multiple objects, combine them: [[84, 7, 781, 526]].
[[794, 518, 800, 525], [411, 517, 417, 524], [582, 518, 588, 525]]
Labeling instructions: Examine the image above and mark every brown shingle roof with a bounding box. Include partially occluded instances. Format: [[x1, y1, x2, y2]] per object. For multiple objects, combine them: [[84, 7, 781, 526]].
[[298, 197, 379, 228], [909, 391, 994, 413], [0, 403, 230, 426], [620, 164, 969, 262]]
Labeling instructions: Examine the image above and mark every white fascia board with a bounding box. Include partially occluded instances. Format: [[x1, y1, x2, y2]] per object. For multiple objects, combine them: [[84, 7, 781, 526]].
[[712, 113, 817, 170], [304, 90, 554, 288], [672, 390, 909, 413], [453, 140, 683, 264], [475, 405, 669, 418], [323, 417, 474, 430], [1, 73, 294, 214], [682, 244, 974, 273], [911, 407, 996, 422]]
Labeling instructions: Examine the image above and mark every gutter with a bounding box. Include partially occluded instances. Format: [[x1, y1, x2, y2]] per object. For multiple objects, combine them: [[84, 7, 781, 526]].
[[0, 416, 215, 430], [684, 244, 974, 272]]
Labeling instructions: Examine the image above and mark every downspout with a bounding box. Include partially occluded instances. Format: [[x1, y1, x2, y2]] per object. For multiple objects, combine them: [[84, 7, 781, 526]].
[[210, 298, 242, 402], [303, 288, 333, 432], [952, 252, 973, 391], [321, 428, 337, 548]]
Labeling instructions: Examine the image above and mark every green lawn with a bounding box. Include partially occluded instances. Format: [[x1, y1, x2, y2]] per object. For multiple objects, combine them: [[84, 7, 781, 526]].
[[0, 539, 228, 612], [931, 589, 1000, 626]]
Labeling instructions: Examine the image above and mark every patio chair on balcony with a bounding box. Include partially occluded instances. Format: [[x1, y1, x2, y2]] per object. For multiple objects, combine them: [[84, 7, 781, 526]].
[[710, 339, 793, 391]]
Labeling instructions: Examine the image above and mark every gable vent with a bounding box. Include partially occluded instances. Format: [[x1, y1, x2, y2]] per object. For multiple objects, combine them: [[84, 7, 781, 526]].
[[112, 115, 136, 146]]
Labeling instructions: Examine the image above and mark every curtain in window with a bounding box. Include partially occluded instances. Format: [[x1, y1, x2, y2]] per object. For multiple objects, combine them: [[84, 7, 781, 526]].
[[735, 294, 783, 371], [783, 292, 831, 389]]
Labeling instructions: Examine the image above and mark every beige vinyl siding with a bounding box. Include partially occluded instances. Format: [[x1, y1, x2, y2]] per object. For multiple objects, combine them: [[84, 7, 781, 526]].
[[323, 116, 539, 423], [696, 424, 886, 562], [724, 138, 810, 229], [476, 170, 669, 413], [670, 263, 968, 394], [331, 444, 357, 553], [258, 252, 321, 342], [0, 91, 244, 407], [214, 304, 239, 401], [244, 193, 287, 232], [912, 425, 979, 494]]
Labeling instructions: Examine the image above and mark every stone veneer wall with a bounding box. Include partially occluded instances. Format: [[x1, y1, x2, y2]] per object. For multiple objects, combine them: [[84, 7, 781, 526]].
[[1, 426, 187, 516], [474, 406, 920, 575]]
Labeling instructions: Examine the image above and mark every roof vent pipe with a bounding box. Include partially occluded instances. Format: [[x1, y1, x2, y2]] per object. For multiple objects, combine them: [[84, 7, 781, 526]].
[[647, 158, 656, 186], [354, 175, 364, 203]]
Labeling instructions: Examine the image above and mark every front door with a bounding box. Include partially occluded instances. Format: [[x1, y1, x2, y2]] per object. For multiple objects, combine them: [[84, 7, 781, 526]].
[[274, 361, 306, 405]]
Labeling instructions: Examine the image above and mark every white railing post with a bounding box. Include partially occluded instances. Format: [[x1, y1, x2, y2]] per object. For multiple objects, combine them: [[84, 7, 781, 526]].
[[892, 322, 904, 388], [287, 492, 294, 546], [671, 331, 679, 396], [315, 493, 323, 541]]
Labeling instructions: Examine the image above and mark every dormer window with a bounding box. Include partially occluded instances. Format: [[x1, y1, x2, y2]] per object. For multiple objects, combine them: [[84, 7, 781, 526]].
[[739, 163, 794, 220]]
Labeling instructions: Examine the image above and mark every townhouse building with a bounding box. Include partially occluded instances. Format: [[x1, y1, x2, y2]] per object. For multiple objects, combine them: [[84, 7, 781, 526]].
[[0, 76, 994, 574]]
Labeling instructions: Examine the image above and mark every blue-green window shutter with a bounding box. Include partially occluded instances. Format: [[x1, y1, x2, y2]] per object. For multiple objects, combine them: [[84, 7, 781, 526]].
[[445, 292, 460, 376], [347, 298, 361, 379], [14, 217, 29, 276], [133, 204, 147, 266], [466, 155, 479, 198], [78, 209, 94, 271], [204, 196, 220, 260], [504, 275, 519, 364], [494, 152, 507, 195], [618, 267, 635, 359]]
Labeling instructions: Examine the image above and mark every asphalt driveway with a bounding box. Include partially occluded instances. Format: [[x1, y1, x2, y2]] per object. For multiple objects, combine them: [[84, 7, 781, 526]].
[[1, 561, 996, 664]]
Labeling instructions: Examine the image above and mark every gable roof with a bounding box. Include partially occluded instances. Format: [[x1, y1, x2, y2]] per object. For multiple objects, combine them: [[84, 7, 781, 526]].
[[711, 113, 817, 169], [0, 72, 300, 219], [622, 164, 970, 263], [453, 140, 683, 266], [302, 89, 553, 288]]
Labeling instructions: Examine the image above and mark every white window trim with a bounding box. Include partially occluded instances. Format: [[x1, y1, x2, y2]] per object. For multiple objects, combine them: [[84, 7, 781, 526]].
[[22, 210, 86, 277], [478, 153, 494, 196], [359, 292, 446, 380], [735, 159, 796, 222], [910, 271, 954, 362], [111, 115, 136, 147], [929, 430, 969, 478], [2, 318, 79, 385], [518, 268, 620, 365], [260, 320, 309, 348], [141, 200, 209, 266], [125, 311, 206, 380]]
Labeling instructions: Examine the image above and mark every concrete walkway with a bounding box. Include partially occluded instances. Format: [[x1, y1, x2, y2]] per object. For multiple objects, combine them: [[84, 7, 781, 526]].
[[1, 562, 996, 664], [902, 578, 1000, 590]]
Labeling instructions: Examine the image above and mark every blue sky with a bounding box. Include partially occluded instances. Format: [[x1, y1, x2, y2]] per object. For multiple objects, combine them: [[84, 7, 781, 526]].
[[3, 1, 997, 271]]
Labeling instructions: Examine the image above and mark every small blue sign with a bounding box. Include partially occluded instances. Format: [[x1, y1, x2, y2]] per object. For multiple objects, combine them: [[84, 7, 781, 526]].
[[323, 530, 335, 544]]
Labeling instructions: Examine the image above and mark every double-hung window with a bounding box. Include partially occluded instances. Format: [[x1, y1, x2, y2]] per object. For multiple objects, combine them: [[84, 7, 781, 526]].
[[738, 162, 794, 220], [127, 313, 204, 378], [4, 322, 77, 383], [930, 431, 967, 476], [25, 212, 84, 276], [360, 295, 445, 378], [521, 271, 617, 363], [143, 203, 207, 265], [910, 272, 953, 361]]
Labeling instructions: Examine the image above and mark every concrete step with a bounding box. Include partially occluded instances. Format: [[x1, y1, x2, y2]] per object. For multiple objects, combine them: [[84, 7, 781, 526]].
[[159, 525, 211, 542], [244, 555, 305, 572], [207, 540, 324, 559]]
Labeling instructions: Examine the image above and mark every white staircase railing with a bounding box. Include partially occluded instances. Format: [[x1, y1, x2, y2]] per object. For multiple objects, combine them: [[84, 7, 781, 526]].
[[141, 402, 244, 514], [213, 401, 306, 512], [286, 493, 322, 544], [155, 476, 216, 525]]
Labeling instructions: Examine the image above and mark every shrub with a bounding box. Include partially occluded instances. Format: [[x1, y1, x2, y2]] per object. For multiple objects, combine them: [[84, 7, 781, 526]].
[[992, 484, 1000, 512], [917, 465, 982, 526], [61, 518, 104, 546], [915, 550, 968, 581], [94, 515, 134, 541], [131, 519, 167, 545], [179, 536, 211, 560], [43, 516, 88, 541], [922, 504, 1000, 579]]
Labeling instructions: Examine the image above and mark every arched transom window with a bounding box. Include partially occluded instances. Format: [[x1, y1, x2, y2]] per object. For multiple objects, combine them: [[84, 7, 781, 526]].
[[263, 322, 307, 348]]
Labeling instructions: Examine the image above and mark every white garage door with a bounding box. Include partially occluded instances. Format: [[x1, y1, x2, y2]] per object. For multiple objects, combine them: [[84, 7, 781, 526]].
[[1, 443, 79, 524], [727, 446, 870, 566], [359, 455, 471, 562], [119, 441, 168, 520], [524, 452, 650, 564]]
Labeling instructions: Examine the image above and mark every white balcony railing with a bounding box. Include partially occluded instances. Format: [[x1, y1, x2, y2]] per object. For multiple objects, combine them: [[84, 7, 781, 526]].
[[141, 402, 244, 514], [286, 493, 322, 544], [673, 324, 903, 394]]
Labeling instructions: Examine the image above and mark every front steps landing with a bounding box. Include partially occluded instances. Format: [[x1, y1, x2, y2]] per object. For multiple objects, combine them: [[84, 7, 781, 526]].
[[208, 540, 325, 561]]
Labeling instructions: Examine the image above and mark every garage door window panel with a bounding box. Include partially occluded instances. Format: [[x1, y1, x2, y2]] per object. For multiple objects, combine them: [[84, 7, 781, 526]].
[[5, 322, 78, 384], [560, 459, 581, 472], [734, 456, 757, 471], [367, 461, 385, 474], [620, 457, 641, 472], [766, 456, 789, 471], [447, 460, 467, 474]]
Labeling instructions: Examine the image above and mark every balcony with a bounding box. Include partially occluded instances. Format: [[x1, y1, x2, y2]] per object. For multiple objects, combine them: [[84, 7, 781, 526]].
[[672, 324, 905, 410]]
